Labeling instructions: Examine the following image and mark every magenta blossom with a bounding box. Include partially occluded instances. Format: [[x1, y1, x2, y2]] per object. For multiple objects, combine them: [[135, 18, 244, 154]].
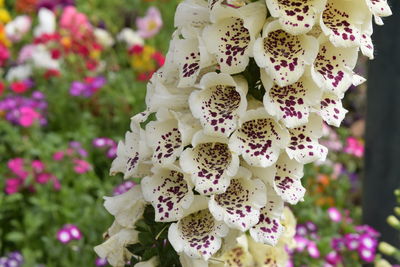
[[73, 159, 91, 174], [344, 137, 364, 158], [328, 207, 342, 222], [57, 229, 72, 244], [136, 7, 162, 39], [307, 241, 320, 258]]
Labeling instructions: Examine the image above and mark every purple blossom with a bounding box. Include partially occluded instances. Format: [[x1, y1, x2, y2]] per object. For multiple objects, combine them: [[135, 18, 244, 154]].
[[113, 180, 136, 196], [69, 77, 107, 97], [95, 258, 108, 266]]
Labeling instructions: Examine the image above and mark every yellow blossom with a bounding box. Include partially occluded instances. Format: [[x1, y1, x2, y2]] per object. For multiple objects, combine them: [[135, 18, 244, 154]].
[[0, 9, 10, 24]]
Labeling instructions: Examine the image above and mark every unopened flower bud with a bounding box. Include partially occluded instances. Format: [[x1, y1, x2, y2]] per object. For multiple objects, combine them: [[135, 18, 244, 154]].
[[379, 242, 397, 256], [387, 215, 400, 229]]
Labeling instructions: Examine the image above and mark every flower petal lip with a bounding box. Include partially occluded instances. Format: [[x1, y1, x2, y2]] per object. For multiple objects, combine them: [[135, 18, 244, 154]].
[[310, 38, 360, 98], [254, 20, 319, 87], [145, 109, 185, 166], [168, 209, 229, 260], [266, 0, 327, 35], [180, 131, 240, 195], [209, 167, 267, 231], [174, 0, 210, 39], [262, 71, 322, 129], [268, 154, 305, 205], [250, 185, 284, 246], [103, 186, 146, 228], [317, 92, 348, 127], [141, 165, 194, 222], [286, 113, 328, 164], [203, 1, 267, 74], [320, 0, 370, 48], [229, 107, 290, 168], [189, 72, 248, 137]]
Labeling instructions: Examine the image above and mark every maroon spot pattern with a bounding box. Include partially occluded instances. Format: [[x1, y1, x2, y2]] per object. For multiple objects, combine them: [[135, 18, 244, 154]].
[[192, 142, 232, 195], [273, 0, 320, 33], [182, 52, 201, 79], [314, 44, 348, 92], [322, 2, 359, 45], [179, 209, 222, 258], [214, 179, 259, 230], [236, 118, 283, 166], [251, 199, 283, 245], [149, 170, 190, 221], [274, 159, 305, 204], [264, 30, 305, 84], [200, 85, 241, 135], [268, 80, 309, 125], [287, 123, 326, 162], [216, 18, 250, 70], [153, 126, 182, 165]]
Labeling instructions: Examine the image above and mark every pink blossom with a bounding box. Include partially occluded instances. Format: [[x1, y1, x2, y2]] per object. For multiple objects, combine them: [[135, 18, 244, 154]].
[[73, 159, 91, 174], [66, 224, 83, 240], [60, 6, 92, 38], [57, 229, 72, 244], [52, 178, 61, 190], [358, 247, 375, 262], [35, 173, 52, 184], [307, 241, 320, 258], [325, 251, 341, 265], [0, 45, 10, 66], [294, 236, 309, 252], [53, 151, 64, 161], [32, 160, 45, 172], [7, 158, 28, 179], [328, 207, 342, 222], [5, 178, 23, 194], [136, 7, 162, 39], [18, 44, 36, 64], [18, 107, 40, 127], [344, 137, 364, 158]]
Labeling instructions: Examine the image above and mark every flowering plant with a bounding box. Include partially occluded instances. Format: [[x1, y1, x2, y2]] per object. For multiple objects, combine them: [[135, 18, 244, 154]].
[[96, 0, 392, 266]]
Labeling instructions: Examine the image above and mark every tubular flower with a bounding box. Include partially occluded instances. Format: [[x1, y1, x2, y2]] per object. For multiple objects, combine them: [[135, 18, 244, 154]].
[[97, 0, 391, 265]]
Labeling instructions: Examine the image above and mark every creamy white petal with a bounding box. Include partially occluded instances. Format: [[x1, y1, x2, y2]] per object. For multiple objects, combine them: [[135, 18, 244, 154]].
[[203, 1, 266, 74], [320, 0, 370, 48], [286, 113, 328, 164], [110, 114, 152, 179], [254, 20, 319, 87], [175, 0, 210, 38], [141, 165, 194, 222], [168, 209, 229, 260], [94, 227, 138, 267], [180, 132, 240, 195], [229, 108, 290, 168], [317, 93, 348, 127], [145, 110, 185, 166], [134, 257, 159, 267], [365, 0, 392, 25], [269, 154, 305, 205], [250, 185, 284, 246], [209, 167, 267, 231], [190, 72, 248, 137], [266, 0, 327, 35], [211, 235, 255, 267], [104, 186, 146, 228], [248, 237, 290, 267], [262, 72, 322, 128], [311, 40, 360, 98]]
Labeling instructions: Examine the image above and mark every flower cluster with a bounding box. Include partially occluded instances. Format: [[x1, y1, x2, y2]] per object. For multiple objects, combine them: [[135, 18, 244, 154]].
[[53, 141, 92, 174], [4, 158, 60, 195], [93, 137, 118, 158], [0, 90, 47, 127], [96, 0, 392, 265], [0, 252, 23, 267], [293, 216, 380, 265], [69, 76, 107, 97], [57, 224, 83, 244], [129, 44, 165, 81]]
